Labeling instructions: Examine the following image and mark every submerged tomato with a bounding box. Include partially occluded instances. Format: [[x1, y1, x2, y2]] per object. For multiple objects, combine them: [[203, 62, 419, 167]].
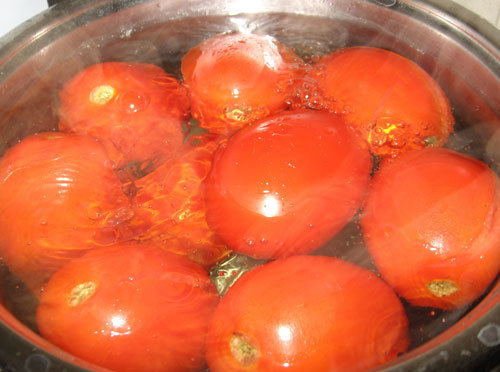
[[362, 148, 500, 310], [205, 110, 372, 259], [37, 242, 219, 372], [206, 255, 409, 372], [0, 132, 142, 295], [181, 32, 304, 135], [301, 47, 454, 158], [58, 62, 189, 171], [133, 133, 231, 268]]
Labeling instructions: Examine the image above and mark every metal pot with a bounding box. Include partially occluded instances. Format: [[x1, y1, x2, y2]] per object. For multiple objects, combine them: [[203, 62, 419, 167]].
[[0, 0, 499, 371]]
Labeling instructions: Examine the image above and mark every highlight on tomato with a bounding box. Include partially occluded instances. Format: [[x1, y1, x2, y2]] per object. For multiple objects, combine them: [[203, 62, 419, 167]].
[[181, 32, 304, 136], [133, 133, 231, 268], [204, 109, 372, 259], [37, 242, 219, 372], [206, 255, 409, 372], [301, 46, 454, 158], [58, 62, 189, 172], [362, 147, 500, 310], [0, 132, 143, 296]]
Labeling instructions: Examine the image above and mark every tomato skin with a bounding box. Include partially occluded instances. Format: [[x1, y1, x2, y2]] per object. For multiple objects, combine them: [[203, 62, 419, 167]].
[[181, 32, 304, 136], [58, 62, 189, 171], [206, 255, 409, 372], [133, 133, 231, 268], [204, 110, 372, 259], [302, 47, 454, 158], [0, 132, 142, 295], [362, 148, 500, 309], [37, 242, 219, 372]]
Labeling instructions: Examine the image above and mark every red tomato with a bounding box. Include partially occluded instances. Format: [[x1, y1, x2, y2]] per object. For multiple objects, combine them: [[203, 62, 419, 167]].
[[301, 47, 454, 158], [206, 255, 409, 372], [37, 242, 219, 372], [58, 62, 189, 171], [133, 133, 231, 268], [181, 32, 304, 135], [0, 132, 143, 296], [362, 148, 500, 310], [204, 110, 372, 259]]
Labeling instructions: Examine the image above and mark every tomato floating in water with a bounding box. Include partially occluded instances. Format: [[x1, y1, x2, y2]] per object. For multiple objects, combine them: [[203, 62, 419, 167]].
[[133, 133, 231, 268], [206, 255, 409, 372], [37, 242, 219, 372], [58, 62, 189, 172], [181, 32, 304, 136], [204, 109, 372, 259], [0, 132, 143, 296], [362, 148, 500, 310], [301, 46, 454, 158]]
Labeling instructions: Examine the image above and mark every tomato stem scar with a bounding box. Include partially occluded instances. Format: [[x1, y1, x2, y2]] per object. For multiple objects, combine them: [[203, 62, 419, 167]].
[[89, 85, 116, 105], [426, 279, 459, 297], [230, 332, 259, 366], [68, 281, 97, 306]]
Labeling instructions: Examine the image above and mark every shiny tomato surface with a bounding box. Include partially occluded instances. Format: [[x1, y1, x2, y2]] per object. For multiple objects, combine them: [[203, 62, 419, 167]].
[[362, 148, 500, 309], [181, 32, 303, 135], [205, 110, 372, 259], [302, 47, 454, 158], [133, 133, 231, 268], [0, 132, 141, 296], [206, 255, 409, 372], [37, 242, 219, 372], [58, 62, 189, 171]]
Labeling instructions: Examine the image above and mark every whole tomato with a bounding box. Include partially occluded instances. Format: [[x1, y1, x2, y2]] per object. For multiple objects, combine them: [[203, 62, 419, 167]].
[[204, 110, 372, 259], [301, 47, 454, 158], [58, 62, 189, 172], [133, 133, 231, 268], [0, 132, 143, 296], [181, 32, 304, 136], [362, 148, 500, 310], [37, 242, 219, 372], [206, 255, 409, 372]]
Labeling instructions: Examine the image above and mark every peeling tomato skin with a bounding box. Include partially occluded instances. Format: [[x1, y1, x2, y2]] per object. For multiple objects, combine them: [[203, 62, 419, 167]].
[[301, 47, 454, 158], [362, 148, 500, 309], [37, 243, 219, 372], [204, 110, 372, 259], [58, 62, 189, 171], [206, 255, 409, 372]]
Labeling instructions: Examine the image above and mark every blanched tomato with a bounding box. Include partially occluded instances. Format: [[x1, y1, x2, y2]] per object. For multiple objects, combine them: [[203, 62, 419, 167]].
[[362, 148, 500, 310], [204, 110, 372, 259], [206, 255, 409, 372], [37, 242, 219, 372], [181, 32, 304, 135], [133, 133, 231, 268], [0, 132, 143, 296], [301, 47, 454, 158], [58, 62, 189, 172]]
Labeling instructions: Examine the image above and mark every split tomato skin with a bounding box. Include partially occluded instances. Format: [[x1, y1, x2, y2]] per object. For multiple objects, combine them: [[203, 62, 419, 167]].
[[206, 255, 409, 372], [204, 110, 372, 259], [303, 47, 454, 158], [58, 62, 189, 171], [37, 242, 219, 372], [0, 132, 141, 296], [362, 147, 500, 310], [181, 32, 304, 136]]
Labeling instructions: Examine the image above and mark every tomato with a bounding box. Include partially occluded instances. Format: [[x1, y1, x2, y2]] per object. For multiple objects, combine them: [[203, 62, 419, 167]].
[[362, 148, 500, 310], [181, 32, 304, 135], [0, 132, 143, 296], [204, 110, 372, 259], [206, 255, 409, 372], [300, 47, 454, 158], [58, 62, 189, 172], [133, 133, 231, 268], [37, 242, 219, 372]]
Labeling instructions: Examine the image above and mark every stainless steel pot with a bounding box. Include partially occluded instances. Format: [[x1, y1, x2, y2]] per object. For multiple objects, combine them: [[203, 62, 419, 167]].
[[0, 0, 499, 371]]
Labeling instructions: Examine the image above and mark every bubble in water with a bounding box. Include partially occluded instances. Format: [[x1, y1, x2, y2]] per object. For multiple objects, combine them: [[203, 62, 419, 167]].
[[119, 91, 151, 114]]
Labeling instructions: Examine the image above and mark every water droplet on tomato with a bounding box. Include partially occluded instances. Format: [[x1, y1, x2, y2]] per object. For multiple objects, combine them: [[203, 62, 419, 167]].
[[119, 91, 151, 114]]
